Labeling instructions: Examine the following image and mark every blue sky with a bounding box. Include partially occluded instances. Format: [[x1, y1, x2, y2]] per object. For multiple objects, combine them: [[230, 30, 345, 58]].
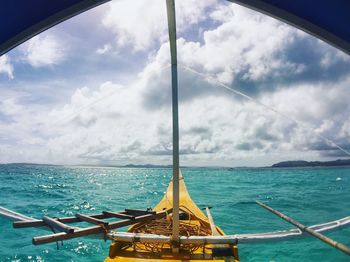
[[0, 0, 350, 166]]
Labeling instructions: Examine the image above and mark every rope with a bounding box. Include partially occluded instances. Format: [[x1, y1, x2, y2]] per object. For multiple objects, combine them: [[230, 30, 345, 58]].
[[182, 64, 350, 157], [134, 218, 210, 236], [125, 218, 211, 255]]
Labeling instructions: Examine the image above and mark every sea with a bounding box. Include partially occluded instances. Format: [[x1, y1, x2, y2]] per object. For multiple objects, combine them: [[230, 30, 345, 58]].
[[0, 164, 349, 262]]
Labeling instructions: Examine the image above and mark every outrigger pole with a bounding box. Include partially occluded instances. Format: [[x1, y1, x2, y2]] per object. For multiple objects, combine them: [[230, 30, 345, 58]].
[[165, 0, 180, 251], [256, 201, 350, 256]]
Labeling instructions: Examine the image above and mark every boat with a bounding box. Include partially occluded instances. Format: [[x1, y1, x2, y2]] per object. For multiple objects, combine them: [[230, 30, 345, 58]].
[[106, 171, 239, 261], [1, 0, 350, 260]]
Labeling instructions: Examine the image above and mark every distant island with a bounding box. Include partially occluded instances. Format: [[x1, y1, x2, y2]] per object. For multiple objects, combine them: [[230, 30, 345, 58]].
[[271, 159, 350, 168], [0, 163, 172, 168], [123, 164, 172, 168], [2, 160, 350, 169]]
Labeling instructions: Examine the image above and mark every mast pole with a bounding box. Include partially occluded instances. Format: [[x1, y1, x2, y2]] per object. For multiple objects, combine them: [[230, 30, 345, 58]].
[[166, 0, 180, 251]]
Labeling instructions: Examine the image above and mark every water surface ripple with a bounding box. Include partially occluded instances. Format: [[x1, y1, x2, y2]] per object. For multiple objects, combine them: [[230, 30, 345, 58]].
[[0, 164, 349, 261]]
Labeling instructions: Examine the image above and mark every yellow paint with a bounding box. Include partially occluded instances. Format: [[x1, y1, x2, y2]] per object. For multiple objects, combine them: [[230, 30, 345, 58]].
[[154, 173, 209, 222], [105, 258, 225, 262], [105, 173, 239, 261]]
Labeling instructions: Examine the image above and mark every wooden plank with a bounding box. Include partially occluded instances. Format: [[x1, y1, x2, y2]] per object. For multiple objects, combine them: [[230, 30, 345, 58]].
[[76, 213, 108, 226], [32, 211, 167, 245], [0, 207, 35, 222], [103, 211, 134, 220], [124, 209, 156, 216], [13, 212, 112, 228], [205, 207, 233, 257], [13, 219, 44, 228], [42, 216, 75, 234], [256, 200, 350, 256], [205, 207, 220, 236]]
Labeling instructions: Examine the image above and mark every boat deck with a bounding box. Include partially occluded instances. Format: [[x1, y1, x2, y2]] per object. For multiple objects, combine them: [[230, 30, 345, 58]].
[[106, 258, 227, 262], [105, 175, 239, 261], [106, 258, 226, 262]]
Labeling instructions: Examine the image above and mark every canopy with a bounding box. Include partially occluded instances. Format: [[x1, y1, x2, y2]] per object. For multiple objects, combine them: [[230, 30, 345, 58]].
[[1, 0, 350, 56], [228, 0, 350, 55], [0, 0, 110, 56]]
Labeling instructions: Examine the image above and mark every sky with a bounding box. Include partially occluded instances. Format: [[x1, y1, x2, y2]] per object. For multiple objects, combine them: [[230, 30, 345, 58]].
[[1, 0, 350, 167]]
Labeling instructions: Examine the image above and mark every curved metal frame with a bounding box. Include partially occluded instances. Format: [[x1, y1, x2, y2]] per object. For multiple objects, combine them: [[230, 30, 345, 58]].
[[1, 1, 350, 56], [227, 0, 350, 55], [0, 0, 110, 56]]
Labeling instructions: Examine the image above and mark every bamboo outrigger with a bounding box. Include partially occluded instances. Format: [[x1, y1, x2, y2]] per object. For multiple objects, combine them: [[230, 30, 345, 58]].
[[1, 172, 240, 261], [1, 0, 350, 261]]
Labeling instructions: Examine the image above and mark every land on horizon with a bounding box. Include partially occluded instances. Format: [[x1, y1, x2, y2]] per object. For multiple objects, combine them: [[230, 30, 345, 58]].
[[271, 159, 350, 168], [1, 159, 350, 168]]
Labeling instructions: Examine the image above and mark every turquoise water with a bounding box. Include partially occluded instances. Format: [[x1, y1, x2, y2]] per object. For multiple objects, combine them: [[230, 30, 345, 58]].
[[0, 164, 349, 261]]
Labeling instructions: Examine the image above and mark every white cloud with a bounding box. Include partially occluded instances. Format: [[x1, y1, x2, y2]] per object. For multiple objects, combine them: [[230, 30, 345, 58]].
[[102, 0, 218, 51], [102, 0, 167, 51], [21, 34, 67, 67], [132, 2, 314, 109], [96, 44, 112, 54], [0, 98, 24, 116], [0, 55, 14, 79], [1, 2, 350, 166], [177, 4, 305, 84], [2, 65, 350, 166], [319, 40, 350, 68]]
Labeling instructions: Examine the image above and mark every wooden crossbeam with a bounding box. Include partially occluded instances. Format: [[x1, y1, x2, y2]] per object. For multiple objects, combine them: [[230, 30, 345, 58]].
[[14, 219, 47, 228], [32, 210, 167, 245], [42, 216, 75, 234], [76, 213, 108, 226], [205, 207, 220, 236], [124, 209, 156, 216], [103, 211, 134, 220], [204, 207, 233, 257], [13, 212, 117, 228]]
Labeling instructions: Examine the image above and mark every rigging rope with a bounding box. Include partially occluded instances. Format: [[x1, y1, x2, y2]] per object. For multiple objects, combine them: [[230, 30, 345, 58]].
[[46, 62, 350, 157], [127, 218, 210, 255], [181, 64, 350, 157]]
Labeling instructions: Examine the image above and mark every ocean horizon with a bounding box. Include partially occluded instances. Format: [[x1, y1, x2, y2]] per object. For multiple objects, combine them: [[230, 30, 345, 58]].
[[2, 158, 350, 169]]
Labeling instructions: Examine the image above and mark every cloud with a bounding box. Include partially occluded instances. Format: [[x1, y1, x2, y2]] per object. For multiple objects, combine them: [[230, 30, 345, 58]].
[[102, 0, 167, 51], [0, 82, 345, 165], [2, 71, 350, 166], [137, 2, 350, 112], [96, 44, 112, 54], [181, 4, 350, 91], [0, 55, 14, 79], [138, 7, 293, 108], [1, 1, 350, 166], [21, 34, 67, 67], [102, 0, 219, 51]]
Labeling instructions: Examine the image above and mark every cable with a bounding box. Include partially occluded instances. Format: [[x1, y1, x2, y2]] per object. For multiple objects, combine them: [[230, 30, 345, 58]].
[[181, 64, 350, 157]]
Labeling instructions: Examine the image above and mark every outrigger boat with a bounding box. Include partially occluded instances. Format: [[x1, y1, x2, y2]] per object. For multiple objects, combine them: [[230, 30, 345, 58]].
[[106, 172, 239, 261], [1, 0, 350, 260], [1, 171, 240, 261], [2, 169, 350, 261]]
